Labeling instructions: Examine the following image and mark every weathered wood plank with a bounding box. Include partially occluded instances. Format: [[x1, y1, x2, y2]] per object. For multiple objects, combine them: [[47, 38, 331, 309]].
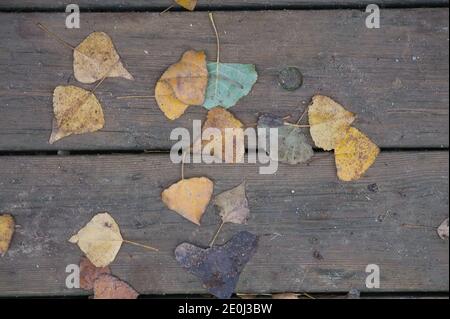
[[0, 151, 448, 296], [0, 0, 448, 10], [0, 9, 448, 151]]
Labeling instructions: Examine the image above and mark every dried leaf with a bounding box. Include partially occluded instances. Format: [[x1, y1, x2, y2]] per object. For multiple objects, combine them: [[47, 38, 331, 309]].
[[155, 50, 208, 120], [49, 85, 105, 144], [437, 218, 449, 240], [215, 182, 249, 225], [80, 256, 111, 291], [335, 127, 380, 181], [0, 214, 15, 255], [176, 0, 197, 11], [175, 231, 258, 299], [258, 113, 314, 164], [93, 274, 139, 299], [74, 32, 133, 84], [308, 95, 356, 151], [69, 213, 123, 267], [196, 107, 245, 163], [203, 63, 258, 109], [162, 177, 214, 225]]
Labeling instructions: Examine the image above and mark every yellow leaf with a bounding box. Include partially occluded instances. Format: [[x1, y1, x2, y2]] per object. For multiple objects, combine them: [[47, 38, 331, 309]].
[[49, 85, 105, 144], [155, 50, 208, 120], [176, 0, 197, 11], [69, 213, 123, 267], [162, 177, 214, 225], [74, 32, 133, 84], [198, 107, 245, 163], [335, 127, 380, 181], [0, 214, 14, 255], [308, 95, 356, 151]]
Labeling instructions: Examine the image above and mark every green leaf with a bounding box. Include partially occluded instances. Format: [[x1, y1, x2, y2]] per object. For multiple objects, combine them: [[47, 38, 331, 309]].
[[203, 62, 258, 109]]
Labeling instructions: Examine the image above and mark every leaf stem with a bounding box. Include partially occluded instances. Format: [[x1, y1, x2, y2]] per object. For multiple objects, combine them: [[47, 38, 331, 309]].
[[209, 221, 225, 247], [36, 23, 75, 51], [296, 107, 309, 125], [123, 239, 159, 252], [209, 12, 221, 97], [284, 122, 310, 128], [160, 5, 174, 14]]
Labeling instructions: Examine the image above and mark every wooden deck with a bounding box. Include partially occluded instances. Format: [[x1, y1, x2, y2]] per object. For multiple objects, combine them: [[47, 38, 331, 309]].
[[0, 2, 448, 297]]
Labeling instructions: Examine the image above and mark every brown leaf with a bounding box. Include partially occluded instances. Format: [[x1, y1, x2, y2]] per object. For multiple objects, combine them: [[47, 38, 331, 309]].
[[93, 274, 139, 299], [0, 214, 15, 255], [155, 50, 208, 120], [74, 32, 133, 84], [175, 231, 258, 299], [437, 218, 449, 240], [49, 85, 105, 144], [215, 182, 250, 225], [162, 177, 214, 225], [80, 256, 111, 291]]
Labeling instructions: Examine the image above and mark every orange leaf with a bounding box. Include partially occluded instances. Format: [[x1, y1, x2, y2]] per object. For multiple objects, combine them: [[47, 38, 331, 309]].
[[155, 50, 208, 120], [162, 177, 214, 225]]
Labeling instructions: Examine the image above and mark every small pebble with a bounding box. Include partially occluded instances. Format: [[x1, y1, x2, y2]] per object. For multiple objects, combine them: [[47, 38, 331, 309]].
[[278, 67, 303, 91]]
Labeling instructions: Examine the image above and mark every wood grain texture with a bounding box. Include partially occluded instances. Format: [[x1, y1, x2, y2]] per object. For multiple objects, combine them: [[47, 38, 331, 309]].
[[0, 0, 448, 10], [0, 9, 448, 151], [0, 152, 448, 296]]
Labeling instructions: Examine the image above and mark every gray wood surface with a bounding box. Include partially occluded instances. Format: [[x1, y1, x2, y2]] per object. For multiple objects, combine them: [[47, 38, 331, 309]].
[[0, 0, 448, 10], [0, 9, 448, 151], [0, 152, 448, 296]]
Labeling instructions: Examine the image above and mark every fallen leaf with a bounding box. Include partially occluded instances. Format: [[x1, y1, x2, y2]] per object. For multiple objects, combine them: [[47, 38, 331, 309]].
[[196, 107, 245, 163], [437, 218, 449, 240], [175, 231, 258, 299], [49, 85, 105, 144], [80, 256, 111, 290], [155, 50, 208, 120], [162, 177, 214, 225], [175, 0, 197, 11], [69, 213, 123, 267], [215, 182, 249, 225], [0, 214, 14, 255], [74, 32, 133, 84], [258, 113, 314, 164], [308, 95, 356, 151], [93, 274, 139, 299], [203, 63, 258, 109], [335, 127, 380, 181]]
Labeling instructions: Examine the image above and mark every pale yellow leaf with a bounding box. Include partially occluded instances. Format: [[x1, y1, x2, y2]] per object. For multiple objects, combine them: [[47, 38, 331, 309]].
[[69, 213, 123, 267]]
